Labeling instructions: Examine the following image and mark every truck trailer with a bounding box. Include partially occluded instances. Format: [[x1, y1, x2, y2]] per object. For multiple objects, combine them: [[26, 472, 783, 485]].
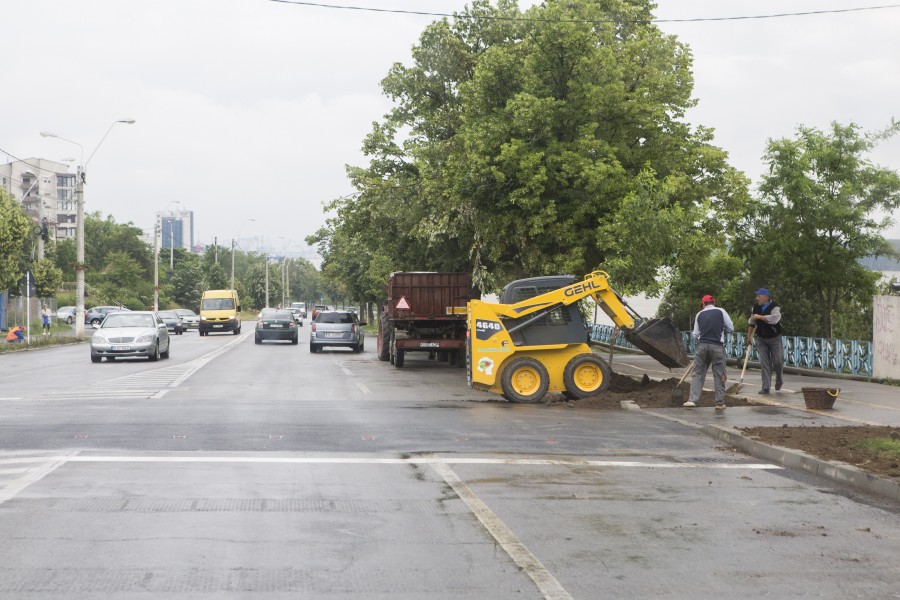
[[377, 272, 476, 368]]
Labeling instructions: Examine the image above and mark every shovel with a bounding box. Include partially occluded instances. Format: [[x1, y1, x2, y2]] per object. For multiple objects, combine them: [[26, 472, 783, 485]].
[[726, 330, 754, 395], [670, 360, 695, 402]]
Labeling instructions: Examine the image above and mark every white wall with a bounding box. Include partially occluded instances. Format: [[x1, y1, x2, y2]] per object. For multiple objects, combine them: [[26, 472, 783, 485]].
[[873, 295, 900, 379]]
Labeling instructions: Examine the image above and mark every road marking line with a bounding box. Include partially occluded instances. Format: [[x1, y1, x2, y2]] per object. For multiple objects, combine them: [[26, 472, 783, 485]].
[[342, 367, 354, 377], [0, 451, 78, 507], [356, 382, 371, 395], [0, 455, 781, 468], [431, 461, 572, 600], [0, 398, 23, 400]]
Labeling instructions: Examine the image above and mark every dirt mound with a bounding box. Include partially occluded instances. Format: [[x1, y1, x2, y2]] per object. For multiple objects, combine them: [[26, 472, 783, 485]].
[[549, 371, 757, 409], [742, 426, 900, 479]]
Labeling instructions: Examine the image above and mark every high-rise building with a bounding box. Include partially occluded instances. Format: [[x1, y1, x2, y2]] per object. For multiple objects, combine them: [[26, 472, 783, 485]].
[[0, 158, 77, 242], [157, 209, 194, 251]]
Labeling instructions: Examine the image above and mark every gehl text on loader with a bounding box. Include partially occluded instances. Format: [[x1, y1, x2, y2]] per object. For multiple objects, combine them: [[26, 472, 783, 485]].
[[466, 272, 689, 403]]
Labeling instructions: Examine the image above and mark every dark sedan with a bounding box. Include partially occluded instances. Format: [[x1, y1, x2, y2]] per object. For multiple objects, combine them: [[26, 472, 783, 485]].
[[255, 309, 298, 345], [156, 310, 184, 335]]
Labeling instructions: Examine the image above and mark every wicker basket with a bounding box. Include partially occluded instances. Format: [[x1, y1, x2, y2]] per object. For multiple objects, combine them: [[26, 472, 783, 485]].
[[801, 387, 840, 409]]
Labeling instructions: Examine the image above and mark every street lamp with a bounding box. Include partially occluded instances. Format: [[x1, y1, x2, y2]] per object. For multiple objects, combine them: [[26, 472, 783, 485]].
[[41, 119, 136, 337], [230, 218, 255, 290]]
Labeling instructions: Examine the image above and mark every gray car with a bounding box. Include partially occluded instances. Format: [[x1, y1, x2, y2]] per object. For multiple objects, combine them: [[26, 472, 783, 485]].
[[174, 308, 199, 330], [310, 310, 366, 353], [90, 311, 171, 362], [156, 310, 184, 335]]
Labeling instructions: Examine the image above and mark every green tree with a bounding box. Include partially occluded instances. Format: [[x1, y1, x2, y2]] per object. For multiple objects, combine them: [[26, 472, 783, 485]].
[[243, 260, 283, 311], [313, 0, 749, 307], [0, 188, 31, 290], [735, 121, 900, 338], [31, 257, 63, 299]]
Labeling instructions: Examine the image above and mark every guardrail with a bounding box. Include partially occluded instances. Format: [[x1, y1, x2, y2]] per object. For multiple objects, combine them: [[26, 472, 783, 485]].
[[590, 324, 873, 376]]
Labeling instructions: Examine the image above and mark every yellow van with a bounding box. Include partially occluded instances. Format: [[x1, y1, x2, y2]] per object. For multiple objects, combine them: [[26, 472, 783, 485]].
[[199, 289, 242, 335]]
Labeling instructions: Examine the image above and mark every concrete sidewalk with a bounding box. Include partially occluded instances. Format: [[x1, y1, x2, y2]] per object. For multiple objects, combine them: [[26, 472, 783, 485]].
[[606, 352, 900, 502]]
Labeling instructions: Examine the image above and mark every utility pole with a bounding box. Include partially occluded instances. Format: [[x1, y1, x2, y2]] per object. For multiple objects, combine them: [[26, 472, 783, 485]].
[[265, 254, 270, 308], [153, 222, 159, 311], [214, 236, 218, 264]]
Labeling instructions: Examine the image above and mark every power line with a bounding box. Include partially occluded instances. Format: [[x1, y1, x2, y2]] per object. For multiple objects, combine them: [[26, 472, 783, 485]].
[[268, 0, 900, 23], [0, 149, 61, 177]]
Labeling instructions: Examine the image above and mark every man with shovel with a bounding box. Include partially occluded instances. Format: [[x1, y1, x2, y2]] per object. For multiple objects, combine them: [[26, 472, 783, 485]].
[[684, 295, 734, 410], [748, 288, 783, 394]]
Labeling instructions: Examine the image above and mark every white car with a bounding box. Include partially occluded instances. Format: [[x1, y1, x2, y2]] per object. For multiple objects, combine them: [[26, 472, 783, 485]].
[[174, 308, 200, 330], [56, 306, 76, 325], [90, 311, 170, 362]]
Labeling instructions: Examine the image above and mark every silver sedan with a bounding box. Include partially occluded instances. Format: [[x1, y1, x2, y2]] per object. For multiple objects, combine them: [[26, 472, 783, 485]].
[[90, 311, 171, 363]]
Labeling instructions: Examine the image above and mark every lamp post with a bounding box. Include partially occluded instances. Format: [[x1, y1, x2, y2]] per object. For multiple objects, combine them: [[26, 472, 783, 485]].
[[41, 119, 135, 337], [230, 218, 255, 290]]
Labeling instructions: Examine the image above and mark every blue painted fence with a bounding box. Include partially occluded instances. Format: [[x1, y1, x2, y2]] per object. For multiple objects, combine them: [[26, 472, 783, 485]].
[[591, 324, 873, 376]]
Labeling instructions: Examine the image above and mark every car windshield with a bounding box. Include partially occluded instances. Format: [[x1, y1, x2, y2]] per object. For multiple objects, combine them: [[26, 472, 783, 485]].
[[202, 298, 234, 310], [157, 311, 177, 319], [270, 311, 293, 321], [174, 309, 195, 316], [316, 312, 354, 324], [102, 313, 155, 328]]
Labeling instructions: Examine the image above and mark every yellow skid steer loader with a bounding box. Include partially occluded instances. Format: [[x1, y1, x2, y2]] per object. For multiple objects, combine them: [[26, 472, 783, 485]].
[[467, 272, 688, 402]]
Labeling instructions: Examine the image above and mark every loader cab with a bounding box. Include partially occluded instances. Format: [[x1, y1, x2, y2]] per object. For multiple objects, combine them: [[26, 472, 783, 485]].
[[500, 275, 589, 346]]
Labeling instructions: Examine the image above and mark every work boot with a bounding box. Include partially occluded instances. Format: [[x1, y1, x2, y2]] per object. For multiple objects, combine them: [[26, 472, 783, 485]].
[[715, 403, 726, 410], [682, 401, 697, 407], [758, 389, 769, 395]]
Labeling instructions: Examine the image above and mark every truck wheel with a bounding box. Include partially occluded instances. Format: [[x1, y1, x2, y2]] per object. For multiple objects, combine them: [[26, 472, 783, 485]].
[[563, 354, 611, 399], [500, 357, 549, 403], [395, 349, 405, 368], [377, 315, 391, 361]]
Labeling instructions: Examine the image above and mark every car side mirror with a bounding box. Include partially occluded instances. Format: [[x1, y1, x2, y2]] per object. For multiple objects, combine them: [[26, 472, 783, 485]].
[[359, 321, 367, 326], [237, 305, 242, 312]]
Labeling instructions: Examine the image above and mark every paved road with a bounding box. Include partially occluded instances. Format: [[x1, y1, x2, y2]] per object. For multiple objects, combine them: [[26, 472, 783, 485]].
[[1, 326, 899, 598]]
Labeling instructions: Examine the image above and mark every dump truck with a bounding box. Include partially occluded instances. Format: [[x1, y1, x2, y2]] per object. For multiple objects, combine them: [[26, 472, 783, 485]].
[[377, 272, 476, 368], [467, 271, 688, 402]]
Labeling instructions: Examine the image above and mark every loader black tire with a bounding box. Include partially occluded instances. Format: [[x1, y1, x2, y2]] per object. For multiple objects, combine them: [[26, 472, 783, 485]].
[[377, 314, 391, 362], [563, 354, 611, 399], [500, 357, 549, 403], [395, 349, 405, 368]]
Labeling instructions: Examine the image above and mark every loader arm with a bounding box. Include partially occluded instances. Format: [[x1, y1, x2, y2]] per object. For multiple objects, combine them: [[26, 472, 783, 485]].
[[488, 271, 687, 368]]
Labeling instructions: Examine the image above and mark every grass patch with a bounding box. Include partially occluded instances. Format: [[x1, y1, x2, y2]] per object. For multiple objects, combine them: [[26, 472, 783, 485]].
[[852, 437, 900, 457], [0, 335, 85, 353]]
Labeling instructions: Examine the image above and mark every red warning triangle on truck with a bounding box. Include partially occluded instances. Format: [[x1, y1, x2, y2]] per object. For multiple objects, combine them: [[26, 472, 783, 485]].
[[395, 296, 411, 310]]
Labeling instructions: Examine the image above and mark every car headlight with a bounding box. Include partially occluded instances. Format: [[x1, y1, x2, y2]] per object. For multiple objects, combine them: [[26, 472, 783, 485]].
[[92, 334, 109, 344], [135, 333, 155, 343]]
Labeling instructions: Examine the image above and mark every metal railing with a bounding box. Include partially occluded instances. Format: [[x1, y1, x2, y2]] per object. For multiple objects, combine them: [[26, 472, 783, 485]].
[[591, 324, 873, 376]]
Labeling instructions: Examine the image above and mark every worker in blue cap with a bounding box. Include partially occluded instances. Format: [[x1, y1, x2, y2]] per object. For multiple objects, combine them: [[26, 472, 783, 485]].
[[748, 288, 783, 394]]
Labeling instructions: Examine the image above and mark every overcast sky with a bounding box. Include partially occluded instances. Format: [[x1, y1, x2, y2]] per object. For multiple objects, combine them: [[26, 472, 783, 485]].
[[4, 0, 899, 259]]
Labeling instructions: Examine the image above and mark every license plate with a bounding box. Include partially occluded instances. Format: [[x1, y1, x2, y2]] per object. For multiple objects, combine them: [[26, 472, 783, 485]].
[[111, 345, 132, 351], [325, 332, 344, 338], [213, 324, 223, 328], [419, 342, 440, 348], [269, 324, 283, 328]]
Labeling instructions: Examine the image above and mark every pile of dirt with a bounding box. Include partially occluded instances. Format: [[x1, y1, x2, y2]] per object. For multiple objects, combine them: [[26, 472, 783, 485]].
[[742, 425, 900, 479], [550, 372, 758, 409]]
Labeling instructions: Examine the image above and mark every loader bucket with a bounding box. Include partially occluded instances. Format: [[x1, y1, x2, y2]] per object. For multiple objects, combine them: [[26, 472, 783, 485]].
[[623, 317, 689, 368]]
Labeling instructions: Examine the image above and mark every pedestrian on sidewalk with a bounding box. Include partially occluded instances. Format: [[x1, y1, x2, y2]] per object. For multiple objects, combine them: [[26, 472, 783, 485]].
[[684, 295, 734, 410], [41, 304, 52, 335], [748, 287, 784, 394]]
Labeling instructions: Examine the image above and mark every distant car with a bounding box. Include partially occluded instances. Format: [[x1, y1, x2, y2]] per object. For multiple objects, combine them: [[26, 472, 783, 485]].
[[287, 308, 304, 326], [290, 302, 307, 318], [156, 310, 184, 335], [84, 305, 130, 326], [310, 310, 366, 353], [311, 304, 329, 320], [90, 311, 170, 362], [255, 309, 298, 345], [56, 306, 76, 325], [174, 309, 199, 330]]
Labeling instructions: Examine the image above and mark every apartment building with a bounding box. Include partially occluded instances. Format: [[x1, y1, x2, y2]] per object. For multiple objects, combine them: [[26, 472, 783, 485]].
[[0, 158, 78, 241]]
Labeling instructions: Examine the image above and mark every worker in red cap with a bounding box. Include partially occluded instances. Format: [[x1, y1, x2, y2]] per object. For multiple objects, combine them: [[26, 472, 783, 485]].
[[684, 295, 734, 410]]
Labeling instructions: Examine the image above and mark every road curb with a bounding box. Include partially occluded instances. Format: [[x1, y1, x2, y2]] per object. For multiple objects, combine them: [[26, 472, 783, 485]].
[[701, 424, 900, 502], [639, 408, 900, 503]]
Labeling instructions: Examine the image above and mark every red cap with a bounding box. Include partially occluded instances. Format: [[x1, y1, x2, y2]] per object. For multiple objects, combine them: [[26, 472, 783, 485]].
[[701, 294, 715, 304]]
